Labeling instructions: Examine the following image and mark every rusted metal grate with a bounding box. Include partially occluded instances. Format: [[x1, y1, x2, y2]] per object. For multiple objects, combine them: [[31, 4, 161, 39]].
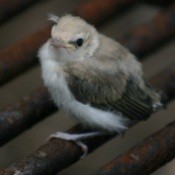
[[0, 0, 175, 175]]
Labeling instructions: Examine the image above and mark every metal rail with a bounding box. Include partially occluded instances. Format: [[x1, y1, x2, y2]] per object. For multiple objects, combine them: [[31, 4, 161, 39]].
[[0, 87, 56, 146], [0, 26, 50, 85], [120, 3, 175, 57], [92, 120, 175, 175], [0, 58, 175, 175]]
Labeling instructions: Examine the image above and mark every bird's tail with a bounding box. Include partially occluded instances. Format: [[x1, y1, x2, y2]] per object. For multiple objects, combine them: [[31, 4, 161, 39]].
[[145, 82, 168, 112], [159, 90, 168, 109]]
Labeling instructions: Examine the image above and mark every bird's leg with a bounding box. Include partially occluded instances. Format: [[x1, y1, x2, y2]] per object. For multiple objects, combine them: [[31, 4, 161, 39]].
[[49, 131, 107, 157]]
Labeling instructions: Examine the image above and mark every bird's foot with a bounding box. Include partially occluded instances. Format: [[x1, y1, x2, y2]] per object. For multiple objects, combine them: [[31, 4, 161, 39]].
[[49, 131, 102, 158]]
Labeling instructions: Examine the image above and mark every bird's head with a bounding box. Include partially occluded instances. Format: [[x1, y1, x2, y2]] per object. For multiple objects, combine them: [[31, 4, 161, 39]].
[[48, 14, 100, 61]]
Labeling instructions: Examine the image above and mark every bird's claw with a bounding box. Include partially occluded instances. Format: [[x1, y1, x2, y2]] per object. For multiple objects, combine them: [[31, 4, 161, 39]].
[[48, 132, 88, 158]]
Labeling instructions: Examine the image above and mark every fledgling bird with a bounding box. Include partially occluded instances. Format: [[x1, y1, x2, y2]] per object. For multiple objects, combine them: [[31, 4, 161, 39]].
[[38, 14, 166, 154]]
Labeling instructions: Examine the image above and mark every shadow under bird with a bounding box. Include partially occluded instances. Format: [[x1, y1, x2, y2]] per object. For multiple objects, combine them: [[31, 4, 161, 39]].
[[38, 14, 167, 156]]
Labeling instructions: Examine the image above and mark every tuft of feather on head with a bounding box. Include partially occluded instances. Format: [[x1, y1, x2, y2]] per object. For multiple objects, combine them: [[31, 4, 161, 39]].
[[48, 13, 60, 23]]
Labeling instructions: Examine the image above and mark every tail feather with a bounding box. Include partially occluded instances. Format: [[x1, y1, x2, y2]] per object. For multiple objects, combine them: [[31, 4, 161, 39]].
[[145, 82, 167, 111]]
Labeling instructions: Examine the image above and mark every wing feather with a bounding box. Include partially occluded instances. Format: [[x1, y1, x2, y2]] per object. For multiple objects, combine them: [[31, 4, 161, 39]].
[[65, 65, 153, 121]]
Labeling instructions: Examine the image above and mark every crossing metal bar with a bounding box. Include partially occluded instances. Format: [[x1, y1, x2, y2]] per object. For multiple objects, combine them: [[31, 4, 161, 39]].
[[0, 0, 44, 24], [92, 120, 175, 175], [0, 61, 174, 175]]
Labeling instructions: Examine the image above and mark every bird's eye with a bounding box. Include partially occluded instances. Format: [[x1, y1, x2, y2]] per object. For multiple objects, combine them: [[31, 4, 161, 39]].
[[76, 38, 84, 47]]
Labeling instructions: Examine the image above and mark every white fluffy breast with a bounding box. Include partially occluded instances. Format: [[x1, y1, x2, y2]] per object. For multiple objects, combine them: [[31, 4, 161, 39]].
[[38, 41, 128, 133]]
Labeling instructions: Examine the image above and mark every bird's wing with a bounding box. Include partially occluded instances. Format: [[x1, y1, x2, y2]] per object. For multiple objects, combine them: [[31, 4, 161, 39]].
[[65, 66, 153, 121]]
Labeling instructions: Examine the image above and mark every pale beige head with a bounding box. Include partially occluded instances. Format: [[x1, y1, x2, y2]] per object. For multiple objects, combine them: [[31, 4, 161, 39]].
[[49, 14, 100, 59]]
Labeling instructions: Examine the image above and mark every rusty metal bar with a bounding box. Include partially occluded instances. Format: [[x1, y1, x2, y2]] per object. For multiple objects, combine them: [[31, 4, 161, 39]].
[[92, 121, 175, 175], [0, 87, 57, 146], [119, 2, 175, 57], [0, 26, 51, 85], [0, 0, 44, 24], [0, 125, 114, 175], [0, 61, 175, 175], [0, 0, 138, 86]]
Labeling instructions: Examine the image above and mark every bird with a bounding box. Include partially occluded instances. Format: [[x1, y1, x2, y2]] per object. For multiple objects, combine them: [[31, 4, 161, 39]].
[[38, 14, 166, 156]]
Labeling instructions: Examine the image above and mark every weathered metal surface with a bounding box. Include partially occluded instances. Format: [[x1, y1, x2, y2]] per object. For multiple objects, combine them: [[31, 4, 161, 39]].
[[0, 125, 114, 175], [0, 87, 57, 146], [92, 121, 175, 175], [0, 0, 43, 24], [120, 3, 175, 57], [0, 62, 175, 175], [0, 26, 50, 85]]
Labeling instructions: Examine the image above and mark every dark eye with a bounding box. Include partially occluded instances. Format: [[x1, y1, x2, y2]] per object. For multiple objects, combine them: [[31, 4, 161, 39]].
[[76, 38, 84, 47]]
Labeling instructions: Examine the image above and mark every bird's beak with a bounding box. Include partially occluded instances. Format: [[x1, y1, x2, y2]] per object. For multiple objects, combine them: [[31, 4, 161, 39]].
[[50, 38, 64, 48], [50, 38, 75, 50]]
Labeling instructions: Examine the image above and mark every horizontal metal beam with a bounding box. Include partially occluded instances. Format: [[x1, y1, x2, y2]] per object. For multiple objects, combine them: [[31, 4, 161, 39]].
[[0, 60, 175, 175], [0, 124, 114, 175], [92, 120, 175, 175], [0, 26, 51, 85], [0, 87, 57, 146], [0, 0, 44, 24], [120, 3, 175, 57]]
